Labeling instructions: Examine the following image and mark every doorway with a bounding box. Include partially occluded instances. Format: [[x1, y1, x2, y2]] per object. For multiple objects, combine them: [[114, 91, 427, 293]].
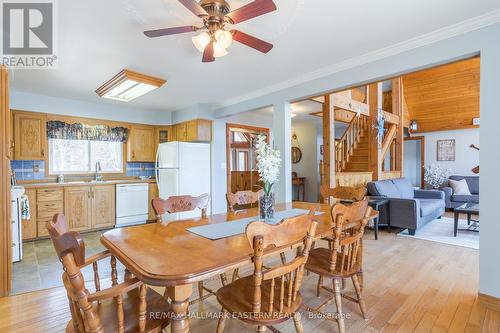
[[404, 136, 425, 189], [226, 123, 270, 196]]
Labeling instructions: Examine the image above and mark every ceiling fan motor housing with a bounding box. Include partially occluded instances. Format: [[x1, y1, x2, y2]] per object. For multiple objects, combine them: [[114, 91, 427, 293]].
[[200, 0, 231, 32]]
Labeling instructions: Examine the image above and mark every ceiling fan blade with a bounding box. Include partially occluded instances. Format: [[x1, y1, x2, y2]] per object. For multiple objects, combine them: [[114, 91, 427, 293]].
[[226, 0, 276, 24], [178, 0, 208, 17], [202, 42, 215, 62], [231, 30, 273, 53], [144, 26, 196, 38]]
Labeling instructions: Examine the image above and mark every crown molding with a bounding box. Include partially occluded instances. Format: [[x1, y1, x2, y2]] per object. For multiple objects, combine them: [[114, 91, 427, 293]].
[[218, 9, 500, 109]]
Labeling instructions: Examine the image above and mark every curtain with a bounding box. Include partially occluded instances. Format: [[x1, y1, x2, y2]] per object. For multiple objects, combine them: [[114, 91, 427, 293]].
[[46, 120, 129, 143]]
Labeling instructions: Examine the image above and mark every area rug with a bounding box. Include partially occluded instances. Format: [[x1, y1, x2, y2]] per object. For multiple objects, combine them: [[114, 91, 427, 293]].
[[397, 216, 479, 249]]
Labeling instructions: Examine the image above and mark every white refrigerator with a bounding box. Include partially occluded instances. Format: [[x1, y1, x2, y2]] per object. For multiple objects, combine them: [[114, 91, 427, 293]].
[[155, 141, 211, 221]]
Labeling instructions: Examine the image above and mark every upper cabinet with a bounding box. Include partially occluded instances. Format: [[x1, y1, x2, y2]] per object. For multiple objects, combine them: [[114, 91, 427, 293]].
[[13, 111, 47, 160], [127, 125, 156, 162], [155, 126, 172, 146], [172, 119, 212, 143]]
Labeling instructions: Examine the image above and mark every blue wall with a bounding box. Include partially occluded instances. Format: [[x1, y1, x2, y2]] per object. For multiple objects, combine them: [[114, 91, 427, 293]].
[[10, 160, 155, 180]]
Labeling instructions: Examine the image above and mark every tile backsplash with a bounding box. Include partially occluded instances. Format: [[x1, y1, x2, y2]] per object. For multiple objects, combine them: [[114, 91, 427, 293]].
[[10, 160, 156, 181], [11, 160, 45, 181], [125, 162, 155, 178]]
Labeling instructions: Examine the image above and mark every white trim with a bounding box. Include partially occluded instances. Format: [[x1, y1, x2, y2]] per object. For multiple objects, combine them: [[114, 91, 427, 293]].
[[218, 9, 500, 108]]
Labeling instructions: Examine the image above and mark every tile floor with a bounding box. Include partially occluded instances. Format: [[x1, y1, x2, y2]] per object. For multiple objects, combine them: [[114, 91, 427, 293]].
[[12, 230, 125, 295]]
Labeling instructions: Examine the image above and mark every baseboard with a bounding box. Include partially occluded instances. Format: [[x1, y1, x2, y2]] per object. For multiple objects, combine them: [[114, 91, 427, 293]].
[[479, 292, 500, 311]]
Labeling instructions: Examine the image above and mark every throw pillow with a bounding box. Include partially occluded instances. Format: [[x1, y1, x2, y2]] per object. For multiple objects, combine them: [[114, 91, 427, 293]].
[[449, 178, 471, 195]]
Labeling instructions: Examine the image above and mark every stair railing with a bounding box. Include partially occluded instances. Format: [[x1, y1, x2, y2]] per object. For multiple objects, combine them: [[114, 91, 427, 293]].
[[335, 113, 368, 171]]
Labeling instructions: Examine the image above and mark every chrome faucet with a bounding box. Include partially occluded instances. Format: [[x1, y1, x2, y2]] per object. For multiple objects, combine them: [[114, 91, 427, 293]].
[[95, 161, 103, 182]]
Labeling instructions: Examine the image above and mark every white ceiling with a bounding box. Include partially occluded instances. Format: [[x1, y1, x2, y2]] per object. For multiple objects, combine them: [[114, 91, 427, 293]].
[[9, 0, 500, 113]]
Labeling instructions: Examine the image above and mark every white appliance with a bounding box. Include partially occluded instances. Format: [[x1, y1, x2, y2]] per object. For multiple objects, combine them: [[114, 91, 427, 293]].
[[115, 183, 149, 226], [11, 186, 25, 263], [156, 141, 211, 221]]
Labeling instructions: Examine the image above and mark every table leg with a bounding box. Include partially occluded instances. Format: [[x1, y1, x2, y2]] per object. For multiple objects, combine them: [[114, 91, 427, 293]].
[[454, 211, 459, 237], [467, 213, 471, 225], [374, 217, 379, 240], [166, 284, 193, 333]]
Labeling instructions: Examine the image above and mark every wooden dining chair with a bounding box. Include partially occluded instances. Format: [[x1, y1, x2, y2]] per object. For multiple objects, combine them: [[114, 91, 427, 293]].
[[304, 202, 372, 333], [152, 193, 210, 222], [320, 184, 368, 205], [152, 193, 226, 303], [46, 213, 170, 333], [318, 184, 368, 249], [215, 210, 318, 333], [226, 189, 263, 212]]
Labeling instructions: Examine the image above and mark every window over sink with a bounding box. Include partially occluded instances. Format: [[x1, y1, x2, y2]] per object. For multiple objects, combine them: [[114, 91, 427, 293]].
[[48, 138, 123, 174]]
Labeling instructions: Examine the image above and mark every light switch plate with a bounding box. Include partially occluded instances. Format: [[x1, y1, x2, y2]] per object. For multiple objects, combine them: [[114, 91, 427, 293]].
[[220, 162, 226, 169], [33, 165, 39, 172]]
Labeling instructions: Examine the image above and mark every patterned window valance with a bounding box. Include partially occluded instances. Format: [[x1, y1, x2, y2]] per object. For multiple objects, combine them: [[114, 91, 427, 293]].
[[46, 120, 129, 142]]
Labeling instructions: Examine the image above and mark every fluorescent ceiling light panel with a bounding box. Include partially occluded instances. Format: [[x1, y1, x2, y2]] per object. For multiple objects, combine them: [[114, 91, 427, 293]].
[[96, 69, 166, 102]]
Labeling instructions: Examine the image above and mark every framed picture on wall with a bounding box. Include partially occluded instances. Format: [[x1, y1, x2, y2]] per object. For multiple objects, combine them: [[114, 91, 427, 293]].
[[437, 139, 455, 161]]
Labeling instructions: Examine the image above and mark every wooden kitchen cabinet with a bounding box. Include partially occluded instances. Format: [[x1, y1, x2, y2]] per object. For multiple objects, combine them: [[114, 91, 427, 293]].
[[155, 126, 172, 145], [21, 189, 37, 240], [64, 185, 115, 232], [13, 111, 47, 160], [64, 186, 92, 232], [148, 183, 159, 221], [91, 185, 115, 229], [127, 125, 156, 162], [171, 119, 212, 142], [35, 187, 64, 237], [173, 123, 187, 142]]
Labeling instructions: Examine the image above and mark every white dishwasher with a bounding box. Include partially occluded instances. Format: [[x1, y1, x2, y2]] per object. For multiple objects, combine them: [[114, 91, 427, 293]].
[[115, 183, 149, 227]]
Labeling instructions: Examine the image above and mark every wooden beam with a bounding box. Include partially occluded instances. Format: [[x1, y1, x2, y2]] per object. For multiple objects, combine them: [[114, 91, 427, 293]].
[[332, 92, 369, 116], [381, 110, 399, 125], [392, 77, 404, 173], [380, 124, 397, 163], [368, 83, 382, 181], [0, 65, 11, 297], [322, 94, 335, 193]]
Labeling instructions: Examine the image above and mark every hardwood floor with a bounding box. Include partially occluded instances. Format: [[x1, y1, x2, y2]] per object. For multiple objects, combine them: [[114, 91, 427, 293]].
[[1, 228, 498, 332]]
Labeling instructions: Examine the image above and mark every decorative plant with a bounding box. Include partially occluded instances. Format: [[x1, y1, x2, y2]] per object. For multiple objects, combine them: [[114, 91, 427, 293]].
[[424, 164, 451, 189], [255, 135, 282, 196]]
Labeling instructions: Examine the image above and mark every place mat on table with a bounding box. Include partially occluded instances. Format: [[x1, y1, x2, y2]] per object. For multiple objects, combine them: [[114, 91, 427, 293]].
[[187, 208, 323, 240]]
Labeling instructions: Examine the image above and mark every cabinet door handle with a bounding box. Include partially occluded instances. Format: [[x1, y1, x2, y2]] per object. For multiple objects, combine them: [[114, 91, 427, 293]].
[[87, 191, 91, 199], [41, 149, 44, 156]]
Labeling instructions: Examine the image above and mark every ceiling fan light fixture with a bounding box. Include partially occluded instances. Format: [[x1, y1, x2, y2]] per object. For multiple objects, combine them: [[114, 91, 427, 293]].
[[192, 32, 211, 52], [215, 29, 233, 49], [213, 42, 228, 58]]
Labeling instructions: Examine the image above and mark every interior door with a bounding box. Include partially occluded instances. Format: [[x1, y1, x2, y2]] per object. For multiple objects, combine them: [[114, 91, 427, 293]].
[[227, 125, 269, 194]]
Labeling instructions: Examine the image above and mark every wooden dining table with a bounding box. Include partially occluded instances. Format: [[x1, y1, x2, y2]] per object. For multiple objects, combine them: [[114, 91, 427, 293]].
[[100, 201, 377, 333]]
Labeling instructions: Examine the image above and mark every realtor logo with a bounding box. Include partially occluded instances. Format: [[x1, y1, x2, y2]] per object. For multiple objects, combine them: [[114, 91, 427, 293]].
[[1, 0, 58, 68]]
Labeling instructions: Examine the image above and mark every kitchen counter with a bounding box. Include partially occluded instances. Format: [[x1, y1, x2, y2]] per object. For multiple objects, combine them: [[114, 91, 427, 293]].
[[20, 178, 156, 188]]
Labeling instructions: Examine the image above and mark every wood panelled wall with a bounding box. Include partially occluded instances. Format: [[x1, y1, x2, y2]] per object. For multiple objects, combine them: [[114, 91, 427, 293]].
[[403, 57, 480, 133], [0, 66, 11, 296]]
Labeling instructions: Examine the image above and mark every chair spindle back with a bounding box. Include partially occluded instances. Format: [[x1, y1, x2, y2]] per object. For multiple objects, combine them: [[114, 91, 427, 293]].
[[245, 210, 318, 315]]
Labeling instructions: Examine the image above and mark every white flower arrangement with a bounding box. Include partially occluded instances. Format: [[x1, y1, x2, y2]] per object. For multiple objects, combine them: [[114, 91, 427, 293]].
[[424, 163, 451, 189], [255, 135, 282, 195]]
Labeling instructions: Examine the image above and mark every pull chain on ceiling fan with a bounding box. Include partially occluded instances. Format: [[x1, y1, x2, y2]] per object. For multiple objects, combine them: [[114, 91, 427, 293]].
[[144, 0, 276, 62]]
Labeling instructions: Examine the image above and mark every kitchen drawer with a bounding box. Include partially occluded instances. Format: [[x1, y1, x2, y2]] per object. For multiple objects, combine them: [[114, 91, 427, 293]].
[[37, 202, 63, 219], [37, 219, 51, 237], [37, 188, 63, 202]]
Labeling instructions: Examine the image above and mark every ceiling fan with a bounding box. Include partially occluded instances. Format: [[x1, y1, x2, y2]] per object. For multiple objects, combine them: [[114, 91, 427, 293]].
[[144, 0, 276, 62]]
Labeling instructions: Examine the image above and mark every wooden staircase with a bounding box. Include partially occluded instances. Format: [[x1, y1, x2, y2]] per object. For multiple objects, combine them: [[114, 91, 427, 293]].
[[335, 114, 369, 172]]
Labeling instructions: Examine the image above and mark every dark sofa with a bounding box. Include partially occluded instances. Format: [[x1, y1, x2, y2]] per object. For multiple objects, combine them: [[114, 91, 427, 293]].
[[367, 177, 445, 235], [439, 175, 479, 209]]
